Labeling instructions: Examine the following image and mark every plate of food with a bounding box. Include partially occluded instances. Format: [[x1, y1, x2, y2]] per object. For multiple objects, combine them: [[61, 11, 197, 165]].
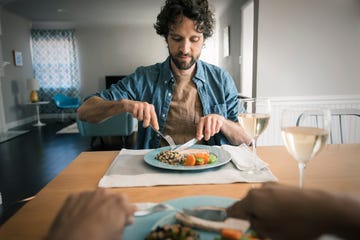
[[123, 196, 246, 239], [144, 145, 231, 171], [148, 214, 257, 240]]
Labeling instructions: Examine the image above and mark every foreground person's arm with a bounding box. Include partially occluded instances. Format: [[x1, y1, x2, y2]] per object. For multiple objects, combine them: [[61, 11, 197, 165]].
[[226, 182, 360, 240], [45, 189, 136, 240]]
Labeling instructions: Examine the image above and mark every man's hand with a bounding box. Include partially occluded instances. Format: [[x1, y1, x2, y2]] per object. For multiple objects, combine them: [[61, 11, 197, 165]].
[[196, 114, 224, 141], [196, 114, 251, 145], [46, 189, 136, 240], [124, 100, 159, 130]]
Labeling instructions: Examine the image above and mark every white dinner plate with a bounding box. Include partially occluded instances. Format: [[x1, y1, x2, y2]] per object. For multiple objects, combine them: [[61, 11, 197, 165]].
[[144, 145, 231, 171]]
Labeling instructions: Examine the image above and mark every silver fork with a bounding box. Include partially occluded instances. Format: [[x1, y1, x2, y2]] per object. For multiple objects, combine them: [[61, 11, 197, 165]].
[[150, 125, 176, 149], [134, 203, 177, 217]]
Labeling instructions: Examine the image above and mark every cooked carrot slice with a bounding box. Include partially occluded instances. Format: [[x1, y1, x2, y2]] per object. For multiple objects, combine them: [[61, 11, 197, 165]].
[[221, 228, 243, 240], [184, 154, 196, 166]]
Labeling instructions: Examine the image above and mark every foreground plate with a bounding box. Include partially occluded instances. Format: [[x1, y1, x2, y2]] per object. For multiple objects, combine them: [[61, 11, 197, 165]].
[[144, 145, 231, 171], [123, 196, 236, 239]]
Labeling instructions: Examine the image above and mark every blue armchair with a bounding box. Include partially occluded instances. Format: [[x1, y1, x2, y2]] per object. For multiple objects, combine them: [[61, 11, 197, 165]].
[[53, 94, 81, 121], [76, 113, 137, 149]]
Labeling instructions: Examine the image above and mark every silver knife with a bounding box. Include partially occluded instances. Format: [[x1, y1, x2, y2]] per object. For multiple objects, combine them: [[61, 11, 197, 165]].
[[182, 206, 227, 221], [174, 137, 199, 152], [175, 211, 250, 233]]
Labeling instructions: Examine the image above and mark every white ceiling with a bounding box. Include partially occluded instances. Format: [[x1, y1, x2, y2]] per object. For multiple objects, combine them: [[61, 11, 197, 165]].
[[1, 0, 233, 27]]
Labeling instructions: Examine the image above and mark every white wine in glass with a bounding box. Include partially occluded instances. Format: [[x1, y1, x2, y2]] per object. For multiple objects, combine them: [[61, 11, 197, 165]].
[[238, 113, 270, 141], [281, 108, 331, 188], [238, 98, 271, 173]]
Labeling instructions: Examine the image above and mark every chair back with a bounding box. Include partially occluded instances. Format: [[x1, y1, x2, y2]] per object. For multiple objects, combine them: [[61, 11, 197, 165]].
[[329, 109, 360, 144], [297, 108, 360, 144], [77, 113, 137, 137], [53, 94, 80, 109]]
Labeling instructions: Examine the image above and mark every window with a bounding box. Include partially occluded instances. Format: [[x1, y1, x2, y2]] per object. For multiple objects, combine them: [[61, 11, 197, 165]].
[[31, 29, 80, 113]]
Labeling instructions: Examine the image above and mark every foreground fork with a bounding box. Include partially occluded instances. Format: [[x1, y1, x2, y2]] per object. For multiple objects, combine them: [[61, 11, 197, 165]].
[[150, 125, 176, 149], [134, 203, 177, 216]]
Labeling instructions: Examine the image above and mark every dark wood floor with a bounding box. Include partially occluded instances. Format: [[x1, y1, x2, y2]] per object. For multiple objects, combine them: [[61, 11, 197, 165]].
[[0, 119, 124, 225]]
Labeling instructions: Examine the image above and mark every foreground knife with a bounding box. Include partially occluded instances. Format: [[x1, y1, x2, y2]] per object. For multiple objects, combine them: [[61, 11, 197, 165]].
[[175, 211, 250, 233], [183, 206, 227, 221], [174, 137, 199, 152]]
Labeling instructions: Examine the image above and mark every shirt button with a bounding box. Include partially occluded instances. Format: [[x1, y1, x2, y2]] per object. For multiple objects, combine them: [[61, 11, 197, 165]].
[[168, 93, 172, 97], [164, 81, 167, 84], [162, 114, 166, 118]]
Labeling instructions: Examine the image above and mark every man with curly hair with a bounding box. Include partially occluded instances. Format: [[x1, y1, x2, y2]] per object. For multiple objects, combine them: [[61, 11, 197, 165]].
[[78, 0, 250, 149]]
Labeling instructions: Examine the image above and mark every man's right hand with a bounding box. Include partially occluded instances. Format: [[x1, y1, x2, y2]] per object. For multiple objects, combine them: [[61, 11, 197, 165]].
[[122, 99, 159, 130], [78, 97, 160, 130]]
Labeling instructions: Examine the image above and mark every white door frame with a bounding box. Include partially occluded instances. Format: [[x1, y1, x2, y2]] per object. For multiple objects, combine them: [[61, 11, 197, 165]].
[[0, 75, 7, 133], [0, 7, 8, 133], [0, 64, 8, 133], [240, 0, 258, 98]]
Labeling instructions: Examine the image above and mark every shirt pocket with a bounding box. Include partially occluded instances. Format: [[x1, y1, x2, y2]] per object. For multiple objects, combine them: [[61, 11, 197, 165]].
[[194, 99, 203, 124], [209, 103, 227, 117]]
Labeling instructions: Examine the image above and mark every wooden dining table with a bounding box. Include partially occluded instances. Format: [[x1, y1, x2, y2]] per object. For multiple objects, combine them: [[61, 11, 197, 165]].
[[0, 144, 359, 239]]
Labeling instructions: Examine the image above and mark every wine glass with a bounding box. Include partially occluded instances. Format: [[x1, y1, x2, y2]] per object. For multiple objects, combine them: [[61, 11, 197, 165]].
[[238, 98, 271, 173], [281, 108, 331, 188]]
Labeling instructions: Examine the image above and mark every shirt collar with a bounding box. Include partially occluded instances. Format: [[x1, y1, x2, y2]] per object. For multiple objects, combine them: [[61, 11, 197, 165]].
[[161, 56, 207, 83], [193, 59, 206, 83], [160, 57, 175, 83]]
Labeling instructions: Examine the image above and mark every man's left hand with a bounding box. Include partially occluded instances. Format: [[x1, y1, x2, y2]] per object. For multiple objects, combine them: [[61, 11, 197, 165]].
[[196, 114, 224, 141]]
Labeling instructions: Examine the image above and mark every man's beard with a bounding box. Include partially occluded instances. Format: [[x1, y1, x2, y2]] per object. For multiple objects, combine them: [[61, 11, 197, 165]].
[[170, 52, 198, 70]]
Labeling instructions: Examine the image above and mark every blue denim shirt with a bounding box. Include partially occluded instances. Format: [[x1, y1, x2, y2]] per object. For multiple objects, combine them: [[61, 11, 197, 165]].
[[95, 57, 239, 149]]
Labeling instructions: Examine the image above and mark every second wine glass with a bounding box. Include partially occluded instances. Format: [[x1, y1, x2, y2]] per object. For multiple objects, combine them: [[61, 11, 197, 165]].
[[238, 98, 271, 173], [281, 108, 331, 188]]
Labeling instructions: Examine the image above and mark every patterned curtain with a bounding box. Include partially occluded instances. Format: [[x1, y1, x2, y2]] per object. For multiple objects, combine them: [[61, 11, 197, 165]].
[[31, 29, 80, 114]]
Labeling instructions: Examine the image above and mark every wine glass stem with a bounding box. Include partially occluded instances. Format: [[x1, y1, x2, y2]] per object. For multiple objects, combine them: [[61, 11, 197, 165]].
[[252, 139, 257, 171], [252, 139, 256, 155], [298, 162, 306, 189]]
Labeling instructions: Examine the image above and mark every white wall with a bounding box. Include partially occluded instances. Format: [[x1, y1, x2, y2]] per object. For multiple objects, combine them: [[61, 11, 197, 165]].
[[257, 0, 360, 97], [255, 0, 360, 145], [76, 24, 220, 97], [76, 25, 167, 97], [1, 10, 34, 127]]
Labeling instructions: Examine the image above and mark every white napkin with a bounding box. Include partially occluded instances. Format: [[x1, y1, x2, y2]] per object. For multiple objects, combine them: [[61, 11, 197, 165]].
[[221, 144, 269, 171]]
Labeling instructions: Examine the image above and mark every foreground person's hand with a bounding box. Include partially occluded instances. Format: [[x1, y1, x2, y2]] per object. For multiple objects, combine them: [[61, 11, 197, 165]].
[[46, 188, 136, 240], [226, 182, 360, 240]]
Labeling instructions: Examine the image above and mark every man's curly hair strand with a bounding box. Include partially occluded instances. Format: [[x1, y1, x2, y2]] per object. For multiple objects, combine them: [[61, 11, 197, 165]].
[[154, 0, 215, 39]]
